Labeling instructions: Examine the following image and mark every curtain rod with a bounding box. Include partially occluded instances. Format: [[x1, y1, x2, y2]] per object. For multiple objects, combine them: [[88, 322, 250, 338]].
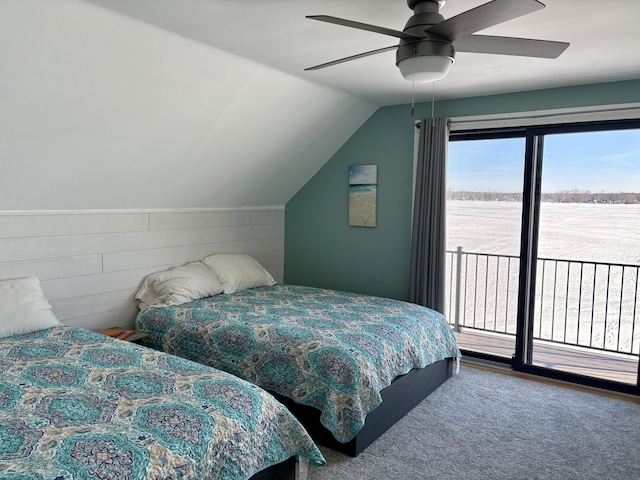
[[448, 104, 640, 127], [413, 104, 640, 130], [414, 119, 451, 129]]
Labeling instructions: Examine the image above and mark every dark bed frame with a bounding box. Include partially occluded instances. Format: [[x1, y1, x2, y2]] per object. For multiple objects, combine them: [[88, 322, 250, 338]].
[[271, 357, 453, 457], [250, 456, 296, 480]]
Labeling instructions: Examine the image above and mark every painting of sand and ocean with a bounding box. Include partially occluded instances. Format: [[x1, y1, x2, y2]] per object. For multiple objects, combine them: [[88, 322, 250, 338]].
[[349, 165, 377, 227]]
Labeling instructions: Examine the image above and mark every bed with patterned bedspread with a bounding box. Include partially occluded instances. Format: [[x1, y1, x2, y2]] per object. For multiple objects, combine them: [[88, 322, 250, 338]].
[[136, 284, 461, 446], [0, 326, 324, 480]]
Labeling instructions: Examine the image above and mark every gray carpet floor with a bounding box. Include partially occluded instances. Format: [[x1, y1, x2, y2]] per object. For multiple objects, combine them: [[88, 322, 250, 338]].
[[306, 365, 640, 480]]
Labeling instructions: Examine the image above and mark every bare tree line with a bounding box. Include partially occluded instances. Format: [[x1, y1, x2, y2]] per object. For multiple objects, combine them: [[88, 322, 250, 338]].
[[447, 189, 640, 204]]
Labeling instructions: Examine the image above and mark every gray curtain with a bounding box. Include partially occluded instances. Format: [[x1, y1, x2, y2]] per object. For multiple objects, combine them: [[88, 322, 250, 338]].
[[409, 117, 449, 313]]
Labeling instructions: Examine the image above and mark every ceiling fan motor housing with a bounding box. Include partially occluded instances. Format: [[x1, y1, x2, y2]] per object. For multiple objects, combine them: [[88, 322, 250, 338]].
[[407, 0, 447, 10], [396, 0, 455, 69]]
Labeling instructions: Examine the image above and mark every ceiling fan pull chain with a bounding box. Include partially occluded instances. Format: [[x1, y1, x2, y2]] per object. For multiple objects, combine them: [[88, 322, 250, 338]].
[[431, 81, 435, 120], [410, 48, 417, 117]]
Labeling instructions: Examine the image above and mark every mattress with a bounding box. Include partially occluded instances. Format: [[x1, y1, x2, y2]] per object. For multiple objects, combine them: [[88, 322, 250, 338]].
[[136, 284, 461, 443]]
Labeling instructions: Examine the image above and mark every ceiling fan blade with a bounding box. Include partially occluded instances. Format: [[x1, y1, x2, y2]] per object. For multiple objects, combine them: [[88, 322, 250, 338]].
[[454, 35, 569, 58], [427, 0, 545, 40], [305, 45, 399, 71], [307, 15, 424, 40]]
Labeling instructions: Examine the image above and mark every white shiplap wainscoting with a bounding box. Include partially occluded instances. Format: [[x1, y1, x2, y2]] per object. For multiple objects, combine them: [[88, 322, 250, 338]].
[[0, 208, 284, 331]]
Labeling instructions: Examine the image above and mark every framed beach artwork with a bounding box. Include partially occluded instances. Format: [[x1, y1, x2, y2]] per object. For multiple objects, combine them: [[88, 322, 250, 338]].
[[349, 164, 377, 227]]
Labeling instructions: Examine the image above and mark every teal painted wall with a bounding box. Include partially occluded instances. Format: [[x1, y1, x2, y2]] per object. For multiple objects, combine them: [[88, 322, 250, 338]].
[[285, 79, 640, 300]]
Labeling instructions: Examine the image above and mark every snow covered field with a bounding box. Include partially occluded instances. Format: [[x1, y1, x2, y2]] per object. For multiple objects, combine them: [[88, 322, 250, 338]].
[[445, 201, 640, 355]]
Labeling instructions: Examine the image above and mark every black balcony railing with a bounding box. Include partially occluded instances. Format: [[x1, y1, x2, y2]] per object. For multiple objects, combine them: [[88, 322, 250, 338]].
[[446, 247, 640, 357]]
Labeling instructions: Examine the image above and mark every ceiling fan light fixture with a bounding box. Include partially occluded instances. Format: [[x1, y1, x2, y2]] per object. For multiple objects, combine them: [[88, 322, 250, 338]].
[[398, 54, 453, 83]]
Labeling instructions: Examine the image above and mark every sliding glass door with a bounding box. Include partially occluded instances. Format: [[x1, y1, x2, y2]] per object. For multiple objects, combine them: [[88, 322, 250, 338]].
[[532, 127, 640, 385], [446, 135, 525, 361], [446, 120, 640, 395]]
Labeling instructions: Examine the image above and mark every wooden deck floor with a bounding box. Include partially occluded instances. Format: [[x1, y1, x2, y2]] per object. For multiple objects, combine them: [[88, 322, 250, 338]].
[[455, 329, 639, 385]]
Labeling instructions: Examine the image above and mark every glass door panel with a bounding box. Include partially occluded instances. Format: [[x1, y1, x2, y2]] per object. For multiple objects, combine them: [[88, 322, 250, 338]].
[[534, 128, 640, 384], [446, 137, 526, 359]]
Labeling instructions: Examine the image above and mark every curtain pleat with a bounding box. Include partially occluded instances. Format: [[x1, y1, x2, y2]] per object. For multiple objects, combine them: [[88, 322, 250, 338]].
[[409, 117, 449, 313]]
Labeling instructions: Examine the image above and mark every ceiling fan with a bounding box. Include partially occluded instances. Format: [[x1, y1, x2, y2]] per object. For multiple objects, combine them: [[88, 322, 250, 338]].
[[306, 0, 569, 83]]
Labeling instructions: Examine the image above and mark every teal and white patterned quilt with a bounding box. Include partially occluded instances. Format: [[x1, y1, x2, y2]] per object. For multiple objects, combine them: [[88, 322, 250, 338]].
[[0, 326, 324, 480], [136, 284, 461, 443]]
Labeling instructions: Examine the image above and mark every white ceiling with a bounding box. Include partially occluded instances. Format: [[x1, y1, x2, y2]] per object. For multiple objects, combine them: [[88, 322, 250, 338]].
[[87, 0, 640, 105]]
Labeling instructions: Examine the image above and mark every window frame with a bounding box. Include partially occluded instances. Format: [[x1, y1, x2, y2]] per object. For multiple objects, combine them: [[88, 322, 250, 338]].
[[448, 118, 640, 396]]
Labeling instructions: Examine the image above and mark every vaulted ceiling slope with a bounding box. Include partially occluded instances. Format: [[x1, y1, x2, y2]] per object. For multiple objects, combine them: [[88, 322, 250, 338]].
[[86, 0, 640, 104], [0, 0, 375, 210]]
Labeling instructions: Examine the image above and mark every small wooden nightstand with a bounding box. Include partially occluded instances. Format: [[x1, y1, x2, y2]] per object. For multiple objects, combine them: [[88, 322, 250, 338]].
[[100, 327, 150, 344], [120, 331, 150, 344]]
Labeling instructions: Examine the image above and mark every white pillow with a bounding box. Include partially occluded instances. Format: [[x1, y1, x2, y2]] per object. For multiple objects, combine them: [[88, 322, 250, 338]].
[[201, 254, 275, 294], [0, 277, 62, 338], [135, 262, 224, 311]]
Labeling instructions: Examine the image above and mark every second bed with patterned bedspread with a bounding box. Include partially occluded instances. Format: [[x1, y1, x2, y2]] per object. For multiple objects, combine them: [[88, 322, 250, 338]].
[[136, 284, 461, 444]]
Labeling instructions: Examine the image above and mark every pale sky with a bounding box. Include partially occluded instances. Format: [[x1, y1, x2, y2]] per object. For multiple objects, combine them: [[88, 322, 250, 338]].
[[448, 128, 640, 193]]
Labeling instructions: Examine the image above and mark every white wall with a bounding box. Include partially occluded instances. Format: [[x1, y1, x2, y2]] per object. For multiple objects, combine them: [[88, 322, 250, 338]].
[[0, 209, 284, 330], [0, 1, 376, 321], [0, 0, 375, 210]]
